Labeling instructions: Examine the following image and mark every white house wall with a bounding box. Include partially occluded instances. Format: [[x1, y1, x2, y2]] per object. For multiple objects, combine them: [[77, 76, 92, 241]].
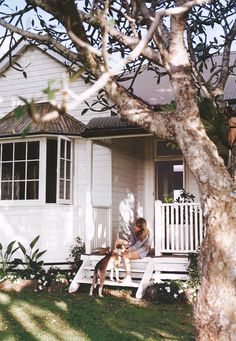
[[92, 141, 112, 207], [0, 205, 80, 263], [111, 137, 146, 243], [0, 45, 110, 123]]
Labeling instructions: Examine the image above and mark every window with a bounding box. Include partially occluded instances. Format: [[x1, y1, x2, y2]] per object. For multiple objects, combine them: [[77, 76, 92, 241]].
[[58, 138, 72, 203], [0, 141, 39, 200], [0, 137, 73, 204]]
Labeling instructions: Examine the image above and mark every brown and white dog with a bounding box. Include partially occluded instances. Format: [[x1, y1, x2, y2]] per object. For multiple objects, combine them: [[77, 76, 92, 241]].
[[89, 244, 126, 297]]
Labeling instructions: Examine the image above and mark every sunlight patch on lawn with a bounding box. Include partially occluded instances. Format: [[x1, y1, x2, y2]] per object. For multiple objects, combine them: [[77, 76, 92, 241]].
[[54, 300, 68, 311], [9, 300, 89, 341], [0, 292, 10, 305]]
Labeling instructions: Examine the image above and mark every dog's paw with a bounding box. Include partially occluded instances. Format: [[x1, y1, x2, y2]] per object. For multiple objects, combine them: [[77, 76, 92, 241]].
[[68, 282, 80, 293]]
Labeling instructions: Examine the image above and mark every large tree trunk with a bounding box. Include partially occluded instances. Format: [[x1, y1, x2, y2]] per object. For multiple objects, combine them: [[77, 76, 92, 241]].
[[195, 197, 236, 341], [167, 11, 236, 338]]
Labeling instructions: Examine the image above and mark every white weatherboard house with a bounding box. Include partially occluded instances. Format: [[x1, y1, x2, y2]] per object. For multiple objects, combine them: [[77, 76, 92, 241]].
[[0, 41, 234, 297]]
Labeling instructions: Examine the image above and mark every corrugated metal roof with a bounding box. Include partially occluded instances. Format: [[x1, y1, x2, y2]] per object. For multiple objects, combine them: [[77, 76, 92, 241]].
[[0, 102, 86, 138], [121, 52, 236, 105], [81, 116, 151, 138]]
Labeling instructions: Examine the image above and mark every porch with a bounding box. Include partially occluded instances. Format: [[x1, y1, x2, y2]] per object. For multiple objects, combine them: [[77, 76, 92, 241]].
[[71, 201, 203, 298], [90, 201, 204, 256]]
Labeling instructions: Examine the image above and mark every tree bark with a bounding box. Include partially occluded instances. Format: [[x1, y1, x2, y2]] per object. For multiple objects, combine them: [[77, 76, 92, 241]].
[[195, 198, 236, 341]]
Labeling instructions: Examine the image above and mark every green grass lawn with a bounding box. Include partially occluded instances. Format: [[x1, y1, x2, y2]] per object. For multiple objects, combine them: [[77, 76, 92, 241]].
[[0, 287, 194, 341]]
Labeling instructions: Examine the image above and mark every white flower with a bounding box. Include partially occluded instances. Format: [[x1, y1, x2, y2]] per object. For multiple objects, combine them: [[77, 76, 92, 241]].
[[39, 285, 42, 290], [30, 274, 35, 279], [165, 287, 171, 293], [174, 294, 178, 298], [38, 279, 42, 283], [178, 289, 183, 294]]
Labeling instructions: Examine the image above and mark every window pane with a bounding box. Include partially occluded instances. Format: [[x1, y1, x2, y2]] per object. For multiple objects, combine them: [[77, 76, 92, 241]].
[[27, 161, 39, 179], [15, 142, 26, 160], [1, 182, 12, 200], [60, 159, 65, 179], [2, 144, 13, 161], [14, 181, 25, 200], [28, 141, 39, 159], [59, 180, 64, 199], [66, 181, 70, 200], [14, 162, 25, 180], [2, 163, 13, 180], [60, 139, 65, 158], [66, 141, 71, 159], [66, 161, 71, 180], [27, 181, 39, 199]]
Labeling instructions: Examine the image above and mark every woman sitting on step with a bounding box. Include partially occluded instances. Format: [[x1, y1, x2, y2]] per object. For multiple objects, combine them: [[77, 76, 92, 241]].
[[115, 217, 152, 283]]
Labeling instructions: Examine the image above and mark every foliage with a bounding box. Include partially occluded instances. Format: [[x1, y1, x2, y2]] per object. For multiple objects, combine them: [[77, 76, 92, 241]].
[[67, 236, 85, 271], [147, 280, 187, 304], [15, 235, 47, 276], [198, 97, 230, 149], [175, 189, 195, 203], [0, 241, 19, 273], [187, 250, 200, 288], [163, 189, 195, 204]]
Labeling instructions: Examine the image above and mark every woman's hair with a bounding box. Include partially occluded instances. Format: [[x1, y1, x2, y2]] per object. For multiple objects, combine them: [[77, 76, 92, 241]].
[[135, 218, 149, 239]]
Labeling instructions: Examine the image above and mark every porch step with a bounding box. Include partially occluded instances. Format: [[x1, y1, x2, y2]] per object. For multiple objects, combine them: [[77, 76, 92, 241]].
[[69, 255, 154, 298], [68, 255, 189, 298], [77, 277, 140, 288]]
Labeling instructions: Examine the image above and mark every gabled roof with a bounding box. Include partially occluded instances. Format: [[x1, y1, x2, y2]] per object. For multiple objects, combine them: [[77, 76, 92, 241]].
[[0, 38, 75, 75], [0, 102, 85, 138], [81, 116, 151, 138]]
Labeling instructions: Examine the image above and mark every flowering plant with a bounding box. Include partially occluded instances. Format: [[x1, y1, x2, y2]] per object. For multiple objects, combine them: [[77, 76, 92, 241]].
[[147, 280, 187, 303]]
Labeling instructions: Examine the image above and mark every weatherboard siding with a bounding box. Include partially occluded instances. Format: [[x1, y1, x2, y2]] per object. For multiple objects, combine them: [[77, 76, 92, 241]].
[[0, 205, 81, 263], [111, 138, 145, 243], [0, 45, 110, 123]]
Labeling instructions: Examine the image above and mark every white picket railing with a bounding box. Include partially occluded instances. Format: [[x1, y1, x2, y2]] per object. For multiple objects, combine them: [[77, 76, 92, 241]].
[[155, 201, 204, 255], [92, 205, 111, 250]]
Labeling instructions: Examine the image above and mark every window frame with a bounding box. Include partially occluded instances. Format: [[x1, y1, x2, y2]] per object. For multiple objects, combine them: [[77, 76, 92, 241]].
[[0, 135, 73, 206], [56, 136, 73, 205]]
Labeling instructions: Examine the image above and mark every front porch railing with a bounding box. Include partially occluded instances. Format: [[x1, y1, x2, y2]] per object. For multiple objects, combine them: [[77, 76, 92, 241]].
[[155, 201, 204, 255]]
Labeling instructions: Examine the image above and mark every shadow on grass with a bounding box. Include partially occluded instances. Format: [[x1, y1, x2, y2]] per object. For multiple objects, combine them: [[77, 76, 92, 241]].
[[0, 287, 195, 341]]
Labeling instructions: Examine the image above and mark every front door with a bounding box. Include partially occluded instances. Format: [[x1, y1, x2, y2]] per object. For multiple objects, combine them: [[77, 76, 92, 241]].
[[155, 141, 184, 202]]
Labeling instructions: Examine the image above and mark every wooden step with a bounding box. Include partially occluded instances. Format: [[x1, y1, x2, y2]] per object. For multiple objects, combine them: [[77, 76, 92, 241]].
[[78, 277, 140, 288]]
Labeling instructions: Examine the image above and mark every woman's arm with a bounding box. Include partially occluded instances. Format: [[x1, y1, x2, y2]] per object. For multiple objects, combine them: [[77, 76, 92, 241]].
[[129, 233, 151, 252]]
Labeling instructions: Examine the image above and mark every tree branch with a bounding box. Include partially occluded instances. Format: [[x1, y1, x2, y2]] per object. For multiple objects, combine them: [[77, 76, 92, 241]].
[[0, 18, 79, 63], [213, 19, 236, 97]]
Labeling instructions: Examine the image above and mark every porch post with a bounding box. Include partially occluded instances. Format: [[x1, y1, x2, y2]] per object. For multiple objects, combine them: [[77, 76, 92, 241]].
[[85, 140, 94, 254], [155, 200, 162, 256]]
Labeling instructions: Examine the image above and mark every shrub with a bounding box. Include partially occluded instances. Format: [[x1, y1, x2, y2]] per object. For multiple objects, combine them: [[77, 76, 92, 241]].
[[147, 280, 187, 303], [0, 241, 19, 273], [67, 236, 85, 271], [15, 235, 47, 277], [187, 250, 200, 287]]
